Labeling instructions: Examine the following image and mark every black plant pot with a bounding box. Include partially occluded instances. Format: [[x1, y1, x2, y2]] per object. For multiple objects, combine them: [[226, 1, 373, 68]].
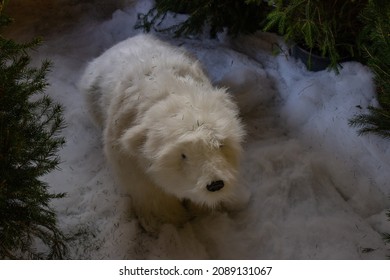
[[290, 44, 331, 72]]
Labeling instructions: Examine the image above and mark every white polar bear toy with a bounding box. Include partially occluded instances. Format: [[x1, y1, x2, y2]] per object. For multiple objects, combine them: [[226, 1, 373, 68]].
[[79, 34, 248, 232]]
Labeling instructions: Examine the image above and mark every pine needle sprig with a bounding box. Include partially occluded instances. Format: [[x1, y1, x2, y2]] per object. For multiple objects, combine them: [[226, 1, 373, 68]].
[[264, 0, 367, 72], [349, 107, 390, 138], [0, 3, 68, 259], [349, 0, 390, 138], [136, 0, 272, 38]]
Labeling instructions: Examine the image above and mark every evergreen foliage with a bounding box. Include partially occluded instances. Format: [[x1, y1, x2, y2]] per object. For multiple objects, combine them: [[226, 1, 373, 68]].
[[264, 0, 367, 72], [136, 0, 272, 38], [349, 0, 390, 138], [0, 1, 68, 259]]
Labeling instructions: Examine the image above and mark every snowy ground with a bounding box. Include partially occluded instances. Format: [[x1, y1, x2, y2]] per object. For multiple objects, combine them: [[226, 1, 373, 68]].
[[5, 0, 390, 259]]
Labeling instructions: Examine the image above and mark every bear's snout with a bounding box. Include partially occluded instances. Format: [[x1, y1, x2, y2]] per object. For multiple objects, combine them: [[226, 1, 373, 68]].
[[206, 180, 224, 192]]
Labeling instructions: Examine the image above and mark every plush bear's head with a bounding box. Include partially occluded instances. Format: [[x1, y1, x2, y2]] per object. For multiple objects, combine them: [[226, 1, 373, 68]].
[[120, 86, 245, 208]]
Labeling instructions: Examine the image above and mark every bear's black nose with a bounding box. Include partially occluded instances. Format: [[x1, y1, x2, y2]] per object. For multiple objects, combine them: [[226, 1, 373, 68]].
[[206, 180, 224, 192]]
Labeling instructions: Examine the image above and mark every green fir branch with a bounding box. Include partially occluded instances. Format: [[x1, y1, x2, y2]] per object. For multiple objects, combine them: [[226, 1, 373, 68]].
[[136, 0, 272, 38], [0, 3, 68, 259], [349, 0, 390, 139]]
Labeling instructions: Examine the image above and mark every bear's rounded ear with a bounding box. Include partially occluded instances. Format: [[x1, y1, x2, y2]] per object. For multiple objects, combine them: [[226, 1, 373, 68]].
[[119, 124, 147, 155]]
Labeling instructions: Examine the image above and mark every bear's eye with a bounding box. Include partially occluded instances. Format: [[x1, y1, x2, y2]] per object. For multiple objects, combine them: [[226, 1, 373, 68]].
[[181, 153, 187, 160]]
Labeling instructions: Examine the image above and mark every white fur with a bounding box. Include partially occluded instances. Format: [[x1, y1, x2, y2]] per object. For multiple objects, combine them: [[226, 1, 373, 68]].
[[79, 34, 247, 232]]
